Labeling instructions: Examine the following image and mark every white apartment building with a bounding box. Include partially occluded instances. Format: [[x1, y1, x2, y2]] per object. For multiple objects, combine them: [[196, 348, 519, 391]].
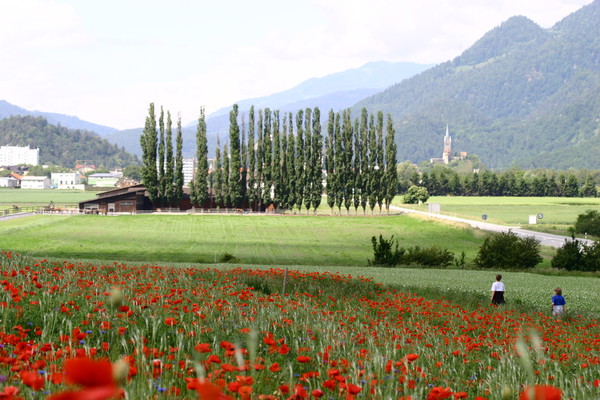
[[51, 172, 83, 189], [0, 145, 39, 166], [182, 158, 196, 187]]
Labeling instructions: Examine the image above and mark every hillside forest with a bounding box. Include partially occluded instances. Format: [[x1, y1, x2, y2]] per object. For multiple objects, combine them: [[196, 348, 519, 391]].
[[0, 116, 139, 169]]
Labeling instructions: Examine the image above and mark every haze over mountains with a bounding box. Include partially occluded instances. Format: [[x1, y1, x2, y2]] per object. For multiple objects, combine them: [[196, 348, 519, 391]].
[[1, 0, 599, 170]]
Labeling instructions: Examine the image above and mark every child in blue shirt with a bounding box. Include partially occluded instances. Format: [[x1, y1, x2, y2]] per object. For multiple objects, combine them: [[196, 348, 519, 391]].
[[552, 287, 566, 317]]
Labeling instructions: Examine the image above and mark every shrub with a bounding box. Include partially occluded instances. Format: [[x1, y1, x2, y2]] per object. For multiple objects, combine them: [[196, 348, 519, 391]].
[[552, 238, 600, 271], [218, 252, 240, 263], [574, 209, 600, 237], [403, 245, 455, 267], [474, 231, 542, 269], [368, 236, 455, 268], [368, 235, 404, 267]]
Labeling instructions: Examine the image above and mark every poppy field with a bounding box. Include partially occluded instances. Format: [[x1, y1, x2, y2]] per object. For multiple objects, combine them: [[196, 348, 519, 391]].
[[0, 251, 599, 399]]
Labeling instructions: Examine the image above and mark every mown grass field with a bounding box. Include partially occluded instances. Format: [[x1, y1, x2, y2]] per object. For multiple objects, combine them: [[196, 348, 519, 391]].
[[0, 213, 487, 266]]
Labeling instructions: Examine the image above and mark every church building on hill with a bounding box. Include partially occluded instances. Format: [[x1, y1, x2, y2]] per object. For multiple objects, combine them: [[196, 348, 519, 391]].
[[430, 125, 467, 165]]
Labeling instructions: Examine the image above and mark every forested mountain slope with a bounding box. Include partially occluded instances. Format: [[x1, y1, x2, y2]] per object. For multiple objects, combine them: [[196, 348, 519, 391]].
[[355, 1, 600, 169], [0, 116, 139, 168]]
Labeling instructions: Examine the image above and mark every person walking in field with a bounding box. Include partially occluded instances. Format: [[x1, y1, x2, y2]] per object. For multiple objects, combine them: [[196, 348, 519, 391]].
[[490, 274, 505, 305], [552, 287, 566, 317]]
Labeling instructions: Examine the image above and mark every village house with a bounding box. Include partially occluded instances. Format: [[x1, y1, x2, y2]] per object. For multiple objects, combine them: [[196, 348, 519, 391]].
[[20, 175, 51, 189]]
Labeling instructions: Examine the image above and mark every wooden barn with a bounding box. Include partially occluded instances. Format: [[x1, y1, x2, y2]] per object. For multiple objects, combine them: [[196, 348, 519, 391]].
[[78, 184, 153, 213]]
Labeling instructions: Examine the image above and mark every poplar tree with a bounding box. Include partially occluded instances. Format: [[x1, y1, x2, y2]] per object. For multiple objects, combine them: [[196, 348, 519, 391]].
[[342, 109, 354, 214], [384, 114, 398, 212], [193, 107, 209, 209], [164, 111, 174, 206], [247, 107, 256, 210], [376, 111, 385, 212], [222, 143, 231, 208], [228, 105, 242, 208], [325, 110, 336, 213], [213, 137, 223, 208], [368, 114, 378, 214], [240, 115, 247, 207], [158, 107, 166, 206], [295, 110, 305, 213], [279, 115, 289, 210], [359, 109, 369, 213], [272, 110, 281, 208], [286, 113, 297, 211], [310, 107, 323, 213], [140, 103, 159, 204], [303, 108, 313, 213], [334, 112, 344, 214], [256, 110, 264, 210], [352, 118, 361, 213], [262, 108, 273, 206], [174, 113, 184, 205]]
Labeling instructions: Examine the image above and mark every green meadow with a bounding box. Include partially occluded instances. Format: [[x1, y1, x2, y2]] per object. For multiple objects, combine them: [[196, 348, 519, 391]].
[[0, 213, 487, 266], [399, 196, 600, 235]]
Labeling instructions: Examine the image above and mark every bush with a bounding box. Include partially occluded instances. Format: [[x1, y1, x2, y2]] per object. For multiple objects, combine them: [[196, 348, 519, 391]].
[[552, 238, 600, 271], [403, 185, 430, 204], [218, 252, 240, 263], [368, 236, 455, 268], [551, 238, 583, 271], [368, 235, 404, 267], [403, 246, 455, 267], [574, 209, 600, 237], [474, 231, 542, 269]]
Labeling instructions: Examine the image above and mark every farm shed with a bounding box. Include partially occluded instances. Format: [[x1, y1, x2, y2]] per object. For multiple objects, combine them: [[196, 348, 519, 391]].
[[78, 184, 193, 213], [78, 184, 152, 213]]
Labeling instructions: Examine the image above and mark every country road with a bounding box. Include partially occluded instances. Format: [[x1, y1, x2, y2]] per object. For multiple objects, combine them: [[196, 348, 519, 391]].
[[391, 205, 596, 249]]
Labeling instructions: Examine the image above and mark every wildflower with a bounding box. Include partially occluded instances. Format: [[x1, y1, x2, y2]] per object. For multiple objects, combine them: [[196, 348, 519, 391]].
[[47, 357, 123, 400], [519, 385, 562, 400]]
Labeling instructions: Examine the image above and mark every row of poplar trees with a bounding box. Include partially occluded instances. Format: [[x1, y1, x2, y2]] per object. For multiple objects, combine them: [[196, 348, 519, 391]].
[[141, 103, 399, 213], [139, 103, 185, 207]]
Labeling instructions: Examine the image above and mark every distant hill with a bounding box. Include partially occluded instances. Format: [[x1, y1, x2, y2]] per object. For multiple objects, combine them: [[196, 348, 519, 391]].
[[353, 0, 600, 169], [0, 116, 139, 168], [0, 100, 118, 137], [105, 61, 433, 158]]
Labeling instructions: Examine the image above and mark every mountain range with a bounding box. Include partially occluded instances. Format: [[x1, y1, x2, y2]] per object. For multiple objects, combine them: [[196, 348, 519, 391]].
[[1, 0, 600, 170], [354, 0, 600, 169]]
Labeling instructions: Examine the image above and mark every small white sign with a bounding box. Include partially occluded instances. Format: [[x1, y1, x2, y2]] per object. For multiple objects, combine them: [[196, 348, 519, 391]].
[[529, 215, 537, 224]]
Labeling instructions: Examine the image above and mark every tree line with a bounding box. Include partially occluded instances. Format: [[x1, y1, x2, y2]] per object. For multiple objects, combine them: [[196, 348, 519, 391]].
[[141, 104, 399, 213], [409, 168, 598, 198]]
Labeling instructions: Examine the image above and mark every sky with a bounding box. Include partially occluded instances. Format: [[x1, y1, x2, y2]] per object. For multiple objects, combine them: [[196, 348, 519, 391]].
[[0, 0, 594, 130]]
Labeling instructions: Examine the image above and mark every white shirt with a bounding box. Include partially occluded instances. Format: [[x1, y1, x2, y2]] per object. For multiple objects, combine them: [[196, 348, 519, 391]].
[[491, 281, 505, 292]]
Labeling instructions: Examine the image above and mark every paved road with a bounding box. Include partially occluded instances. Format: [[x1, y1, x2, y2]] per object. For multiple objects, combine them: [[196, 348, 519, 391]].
[[391, 205, 595, 249]]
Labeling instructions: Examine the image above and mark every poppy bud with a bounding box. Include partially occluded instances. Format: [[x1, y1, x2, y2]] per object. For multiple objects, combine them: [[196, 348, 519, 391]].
[[113, 357, 129, 384], [110, 287, 123, 308], [502, 386, 512, 400]]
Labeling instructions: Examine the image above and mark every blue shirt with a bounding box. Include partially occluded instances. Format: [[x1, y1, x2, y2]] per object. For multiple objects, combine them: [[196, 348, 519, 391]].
[[552, 295, 566, 306]]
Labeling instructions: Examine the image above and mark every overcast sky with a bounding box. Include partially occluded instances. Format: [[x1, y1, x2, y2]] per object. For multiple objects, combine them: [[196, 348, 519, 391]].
[[0, 0, 593, 130]]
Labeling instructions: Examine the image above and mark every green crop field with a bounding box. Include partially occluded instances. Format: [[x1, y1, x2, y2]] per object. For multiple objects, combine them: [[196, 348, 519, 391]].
[[397, 196, 600, 235], [240, 264, 600, 316], [0, 213, 489, 266], [0, 188, 94, 208]]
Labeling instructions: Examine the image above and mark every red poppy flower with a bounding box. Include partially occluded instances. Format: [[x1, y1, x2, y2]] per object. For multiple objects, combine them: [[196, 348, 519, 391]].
[[519, 385, 562, 400], [195, 343, 212, 353], [195, 380, 234, 400], [20, 371, 44, 391]]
